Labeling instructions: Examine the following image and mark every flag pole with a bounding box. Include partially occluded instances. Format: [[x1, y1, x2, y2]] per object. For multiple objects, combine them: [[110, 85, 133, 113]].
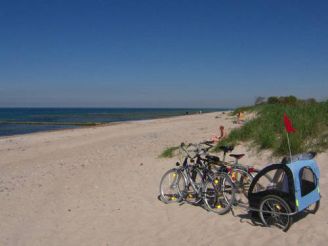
[[286, 131, 292, 163]]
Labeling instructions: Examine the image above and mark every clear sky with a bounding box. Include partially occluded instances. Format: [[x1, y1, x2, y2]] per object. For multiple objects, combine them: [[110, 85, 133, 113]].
[[0, 0, 327, 107]]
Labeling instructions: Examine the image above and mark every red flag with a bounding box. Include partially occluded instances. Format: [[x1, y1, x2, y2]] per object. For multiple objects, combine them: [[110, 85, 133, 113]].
[[283, 113, 296, 133]]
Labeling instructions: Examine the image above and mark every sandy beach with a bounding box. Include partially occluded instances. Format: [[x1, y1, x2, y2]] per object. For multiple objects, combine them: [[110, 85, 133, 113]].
[[0, 111, 327, 246]]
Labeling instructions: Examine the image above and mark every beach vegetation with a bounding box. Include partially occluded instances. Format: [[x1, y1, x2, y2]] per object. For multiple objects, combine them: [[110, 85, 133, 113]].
[[267, 96, 280, 104], [159, 146, 179, 158], [215, 98, 328, 156]]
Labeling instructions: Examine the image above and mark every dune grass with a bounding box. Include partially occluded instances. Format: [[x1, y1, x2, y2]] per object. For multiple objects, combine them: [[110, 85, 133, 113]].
[[159, 146, 179, 158], [214, 100, 328, 156]]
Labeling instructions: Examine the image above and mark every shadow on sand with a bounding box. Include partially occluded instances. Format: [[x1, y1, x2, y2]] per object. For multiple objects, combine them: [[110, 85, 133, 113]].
[[158, 194, 317, 230]]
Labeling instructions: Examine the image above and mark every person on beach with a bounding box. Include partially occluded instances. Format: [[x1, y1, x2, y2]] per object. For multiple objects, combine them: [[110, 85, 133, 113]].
[[211, 125, 226, 142], [237, 111, 245, 124]]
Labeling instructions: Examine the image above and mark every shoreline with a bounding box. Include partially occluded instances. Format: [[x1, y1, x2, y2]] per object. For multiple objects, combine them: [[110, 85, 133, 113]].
[[0, 110, 228, 140]]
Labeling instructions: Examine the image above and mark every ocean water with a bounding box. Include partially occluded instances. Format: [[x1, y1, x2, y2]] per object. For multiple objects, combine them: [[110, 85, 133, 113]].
[[0, 108, 226, 137]]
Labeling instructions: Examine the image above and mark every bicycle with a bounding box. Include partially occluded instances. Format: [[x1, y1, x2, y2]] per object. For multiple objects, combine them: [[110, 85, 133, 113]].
[[185, 142, 259, 205], [159, 142, 235, 214]]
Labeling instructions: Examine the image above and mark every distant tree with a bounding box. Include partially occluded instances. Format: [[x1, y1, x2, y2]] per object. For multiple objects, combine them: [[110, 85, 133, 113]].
[[305, 98, 317, 104], [282, 95, 298, 105], [278, 97, 285, 104], [255, 96, 266, 105], [268, 96, 280, 104]]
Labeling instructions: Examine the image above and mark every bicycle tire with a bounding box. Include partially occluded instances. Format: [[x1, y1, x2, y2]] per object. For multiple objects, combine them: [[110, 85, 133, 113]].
[[159, 168, 186, 204], [230, 168, 253, 204], [204, 173, 235, 215], [259, 195, 293, 232], [183, 166, 204, 205]]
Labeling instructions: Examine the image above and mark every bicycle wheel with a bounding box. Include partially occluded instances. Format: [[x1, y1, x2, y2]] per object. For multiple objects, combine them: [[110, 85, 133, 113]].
[[204, 173, 235, 215], [184, 166, 204, 205], [159, 168, 186, 204], [230, 168, 253, 204], [259, 195, 293, 232]]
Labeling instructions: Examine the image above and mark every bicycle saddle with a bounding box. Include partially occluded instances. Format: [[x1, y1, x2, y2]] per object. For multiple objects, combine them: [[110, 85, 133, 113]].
[[229, 154, 245, 160], [219, 145, 234, 153], [206, 155, 221, 164]]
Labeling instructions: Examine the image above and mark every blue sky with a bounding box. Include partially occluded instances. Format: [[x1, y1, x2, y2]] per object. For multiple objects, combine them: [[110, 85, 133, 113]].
[[0, 0, 327, 107]]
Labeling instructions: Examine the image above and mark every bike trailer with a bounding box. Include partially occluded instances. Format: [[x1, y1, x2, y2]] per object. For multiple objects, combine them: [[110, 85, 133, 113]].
[[247, 153, 320, 231]]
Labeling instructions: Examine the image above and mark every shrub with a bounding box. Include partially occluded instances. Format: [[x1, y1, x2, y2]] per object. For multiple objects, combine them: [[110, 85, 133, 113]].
[[159, 146, 179, 158], [268, 96, 280, 104], [279, 95, 298, 105]]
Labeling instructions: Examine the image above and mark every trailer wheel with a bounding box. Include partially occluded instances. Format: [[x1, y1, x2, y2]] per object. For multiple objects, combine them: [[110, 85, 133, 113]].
[[259, 195, 293, 232]]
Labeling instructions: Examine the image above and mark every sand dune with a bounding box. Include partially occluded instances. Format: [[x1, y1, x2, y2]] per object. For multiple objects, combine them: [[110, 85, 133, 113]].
[[0, 112, 327, 245]]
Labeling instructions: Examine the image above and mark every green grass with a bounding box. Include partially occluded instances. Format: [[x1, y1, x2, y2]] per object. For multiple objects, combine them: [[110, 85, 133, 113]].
[[159, 146, 179, 158], [214, 101, 328, 156]]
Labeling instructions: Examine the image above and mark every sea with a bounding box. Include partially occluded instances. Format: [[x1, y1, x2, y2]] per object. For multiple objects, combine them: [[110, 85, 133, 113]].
[[0, 108, 227, 137]]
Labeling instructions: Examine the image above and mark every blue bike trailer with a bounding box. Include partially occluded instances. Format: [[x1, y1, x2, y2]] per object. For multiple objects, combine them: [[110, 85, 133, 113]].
[[248, 153, 320, 214], [286, 159, 320, 212]]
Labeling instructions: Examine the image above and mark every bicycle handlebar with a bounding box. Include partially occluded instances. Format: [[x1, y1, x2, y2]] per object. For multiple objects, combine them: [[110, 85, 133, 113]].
[[179, 143, 196, 158], [179, 141, 215, 158]]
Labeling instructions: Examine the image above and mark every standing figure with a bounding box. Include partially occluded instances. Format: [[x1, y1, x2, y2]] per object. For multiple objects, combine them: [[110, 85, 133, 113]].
[[237, 111, 245, 124]]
